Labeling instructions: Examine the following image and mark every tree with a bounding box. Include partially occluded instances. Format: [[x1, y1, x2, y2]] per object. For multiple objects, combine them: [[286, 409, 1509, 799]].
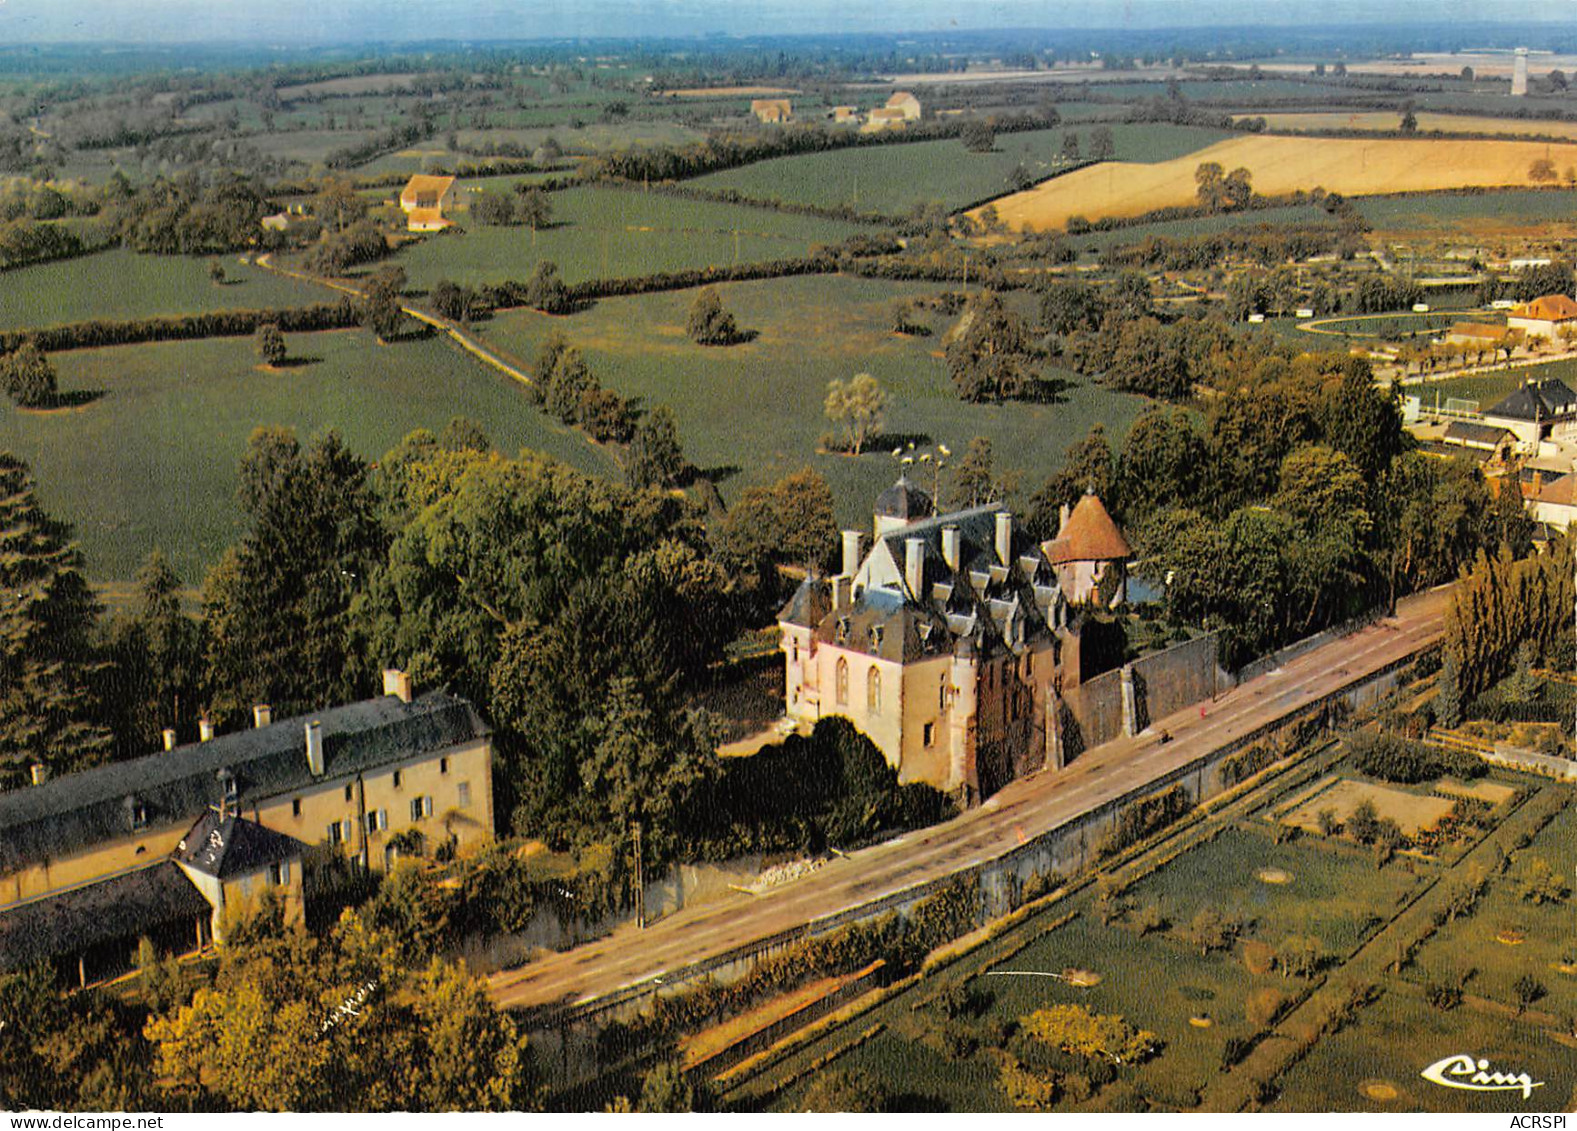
[[0, 453, 111, 784], [255, 322, 287, 367], [1400, 103, 1418, 134], [948, 436, 1017, 510], [798, 1068, 888, 1113], [361, 266, 407, 343], [1317, 808, 1341, 836], [471, 191, 518, 225], [1027, 424, 1115, 538], [1461, 65, 1474, 81], [945, 290, 1040, 402], [1222, 166, 1253, 211], [1020, 1003, 1157, 1063], [626, 405, 686, 490], [638, 1060, 705, 1112], [1513, 974, 1546, 1015], [720, 467, 838, 574], [687, 286, 740, 346], [1529, 158, 1558, 183], [823, 372, 887, 455], [1195, 161, 1226, 212], [1346, 799, 1381, 845], [1116, 405, 1206, 523], [208, 258, 226, 285], [1519, 858, 1570, 905], [1040, 279, 1105, 335], [516, 187, 552, 232], [1182, 907, 1242, 956], [961, 119, 996, 153], [2, 340, 57, 407], [1060, 131, 1081, 161], [315, 176, 367, 232], [523, 260, 570, 313], [1089, 126, 1115, 160], [1436, 648, 1464, 727]]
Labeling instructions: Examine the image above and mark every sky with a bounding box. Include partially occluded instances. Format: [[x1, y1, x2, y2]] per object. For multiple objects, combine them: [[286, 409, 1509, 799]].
[[1, 0, 1575, 44]]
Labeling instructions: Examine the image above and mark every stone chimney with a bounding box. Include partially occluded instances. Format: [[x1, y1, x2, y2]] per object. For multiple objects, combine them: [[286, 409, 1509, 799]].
[[306, 720, 325, 776], [383, 668, 413, 703], [29, 763, 48, 786], [162, 728, 177, 752], [199, 717, 215, 742], [252, 704, 272, 729], [941, 525, 961, 572], [995, 511, 1013, 565], [841, 530, 866, 578], [905, 537, 926, 600]]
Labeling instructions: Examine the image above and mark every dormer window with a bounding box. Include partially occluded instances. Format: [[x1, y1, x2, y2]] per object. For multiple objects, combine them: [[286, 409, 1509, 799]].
[[836, 616, 851, 643], [870, 624, 884, 650], [127, 798, 148, 830], [217, 768, 238, 805]]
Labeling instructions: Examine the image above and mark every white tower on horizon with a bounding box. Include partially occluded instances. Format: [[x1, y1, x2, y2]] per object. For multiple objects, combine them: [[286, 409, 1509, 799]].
[[1512, 48, 1529, 97]]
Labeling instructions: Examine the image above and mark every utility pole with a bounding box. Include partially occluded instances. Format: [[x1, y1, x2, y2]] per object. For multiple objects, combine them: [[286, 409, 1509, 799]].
[[633, 820, 645, 929]]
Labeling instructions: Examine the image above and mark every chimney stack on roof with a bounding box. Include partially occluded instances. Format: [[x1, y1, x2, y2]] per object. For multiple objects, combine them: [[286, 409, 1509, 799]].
[[382, 668, 413, 704], [199, 718, 214, 743], [942, 525, 961, 572], [841, 530, 866, 578], [252, 704, 272, 729], [162, 728, 177, 752], [906, 536, 926, 600], [29, 763, 48, 787], [306, 720, 325, 776], [995, 511, 1013, 566], [1059, 503, 1072, 531]]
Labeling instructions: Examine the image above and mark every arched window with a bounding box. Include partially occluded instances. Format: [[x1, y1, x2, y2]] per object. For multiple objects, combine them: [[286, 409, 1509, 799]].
[[835, 657, 849, 706], [867, 666, 882, 715]]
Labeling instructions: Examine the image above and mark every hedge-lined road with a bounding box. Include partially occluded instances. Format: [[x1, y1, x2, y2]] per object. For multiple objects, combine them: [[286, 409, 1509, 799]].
[[489, 584, 1453, 1017]]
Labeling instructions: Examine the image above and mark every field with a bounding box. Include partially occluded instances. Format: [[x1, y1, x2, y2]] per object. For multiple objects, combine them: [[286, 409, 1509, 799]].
[[454, 121, 706, 153], [0, 249, 326, 331], [472, 274, 1147, 532], [0, 330, 613, 583], [1277, 778, 1455, 837], [980, 135, 1577, 233], [1416, 359, 1577, 407], [1245, 111, 1577, 142], [386, 187, 870, 291], [690, 124, 1233, 214], [1356, 190, 1577, 233]]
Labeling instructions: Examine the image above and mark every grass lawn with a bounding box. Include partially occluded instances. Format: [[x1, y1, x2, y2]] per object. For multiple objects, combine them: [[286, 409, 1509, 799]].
[[691, 124, 1234, 215], [1404, 792, 1577, 1020], [474, 273, 1148, 532], [1412, 358, 1577, 408], [1121, 824, 1425, 956], [1268, 986, 1575, 1113], [0, 249, 328, 332], [0, 329, 612, 583], [386, 186, 869, 291]]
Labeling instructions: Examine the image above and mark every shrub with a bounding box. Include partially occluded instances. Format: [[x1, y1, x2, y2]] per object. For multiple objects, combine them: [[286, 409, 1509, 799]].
[[686, 286, 740, 346], [255, 322, 286, 367], [1, 340, 56, 407]]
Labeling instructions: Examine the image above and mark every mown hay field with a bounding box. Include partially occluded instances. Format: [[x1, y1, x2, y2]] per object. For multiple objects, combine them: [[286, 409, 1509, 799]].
[[0, 330, 611, 582], [980, 134, 1577, 233], [690, 124, 1232, 215], [1243, 110, 1577, 142], [0, 248, 327, 332]]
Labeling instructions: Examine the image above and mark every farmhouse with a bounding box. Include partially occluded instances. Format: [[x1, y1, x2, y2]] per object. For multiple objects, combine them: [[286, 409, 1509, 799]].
[[1483, 376, 1577, 451], [885, 91, 922, 120], [778, 476, 1130, 802], [1505, 292, 1577, 339], [830, 105, 860, 123], [0, 673, 493, 987], [861, 106, 909, 132], [751, 98, 792, 123], [399, 173, 457, 231]]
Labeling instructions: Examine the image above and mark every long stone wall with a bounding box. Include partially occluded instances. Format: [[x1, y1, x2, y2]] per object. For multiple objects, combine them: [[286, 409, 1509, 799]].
[[1132, 633, 1219, 730]]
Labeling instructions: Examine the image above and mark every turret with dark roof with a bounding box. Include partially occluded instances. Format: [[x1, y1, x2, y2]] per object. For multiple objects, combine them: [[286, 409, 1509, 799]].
[[873, 473, 934, 533]]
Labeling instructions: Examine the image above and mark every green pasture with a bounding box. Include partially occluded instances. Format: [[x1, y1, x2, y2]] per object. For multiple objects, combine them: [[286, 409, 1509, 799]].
[[0, 249, 326, 332], [1121, 824, 1424, 956], [387, 186, 869, 290], [1357, 189, 1577, 231], [1404, 793, 1577, 1020], [455, 121, 707, 153], [473, 273, 1148, 532], [1414, 358, 1577, 408], [0, 330, 612, 583], [689, 124, 1234, 214], [1268, 986, 1575, 1113], [1072, 203, 1330, 254], [1091, 79, 1339, 101]]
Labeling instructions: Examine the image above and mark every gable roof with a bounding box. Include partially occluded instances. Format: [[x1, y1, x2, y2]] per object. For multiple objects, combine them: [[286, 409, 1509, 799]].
[[1443, 420, 1514, 445], [0, 692, 488, 875], [1510, 293, 1577, 322], [399, 174, 455, 205], [175, 811, 306, 880], [886, 91, 920, 107], [1447, 322, 1509, 340], [1486, 377, 1577, 422], [1044, 494, 1131, 565], [0, 862, 209, 972]]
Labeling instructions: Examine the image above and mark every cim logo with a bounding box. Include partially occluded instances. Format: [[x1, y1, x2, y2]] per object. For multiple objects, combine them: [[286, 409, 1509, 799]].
[[1420, 1054, 1544, 1100]]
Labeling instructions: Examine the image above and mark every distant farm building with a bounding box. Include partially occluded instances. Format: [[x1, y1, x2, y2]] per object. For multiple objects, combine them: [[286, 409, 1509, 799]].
[[1506, 293, 1577, 339], [861, 107, 909, 133], [751, 99, 792, 124], [885, 91, 922, 120], [830, 105, 860, 123], [1483, 376, 1577, 452], [399, 174, 457, 232]]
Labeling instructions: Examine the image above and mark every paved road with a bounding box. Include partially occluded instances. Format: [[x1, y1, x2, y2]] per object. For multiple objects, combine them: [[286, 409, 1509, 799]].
[[489, 586, 1452, 1016]]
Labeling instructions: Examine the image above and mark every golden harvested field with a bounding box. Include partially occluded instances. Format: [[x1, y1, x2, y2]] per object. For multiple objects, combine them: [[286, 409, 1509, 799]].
[[664, 85, 800, 97], [1246, 53, 1577, 79], [978, 134, 1577, 232], [1240, 111, 1577, 140]]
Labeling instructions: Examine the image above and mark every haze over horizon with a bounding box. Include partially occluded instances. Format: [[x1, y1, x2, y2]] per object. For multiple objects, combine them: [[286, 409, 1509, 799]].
[[1, 0, 1575, 46]]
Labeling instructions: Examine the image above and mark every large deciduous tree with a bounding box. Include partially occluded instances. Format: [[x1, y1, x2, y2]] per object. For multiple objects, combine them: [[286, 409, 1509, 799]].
[[823, 372, 887, 454]]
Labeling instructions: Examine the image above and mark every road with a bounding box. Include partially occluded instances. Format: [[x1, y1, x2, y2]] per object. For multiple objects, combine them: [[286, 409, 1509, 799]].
[[489, 586, 1452, 1017]]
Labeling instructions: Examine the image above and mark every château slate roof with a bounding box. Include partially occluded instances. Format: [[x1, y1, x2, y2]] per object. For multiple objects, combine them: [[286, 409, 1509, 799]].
[[873, 474, 934, 521], [0, 692, 488, 876], [1043, 494, 1132, 565], [175, 811, 306, 880], [1486, 377, 1577, 423], [0, 862, 209, 972]]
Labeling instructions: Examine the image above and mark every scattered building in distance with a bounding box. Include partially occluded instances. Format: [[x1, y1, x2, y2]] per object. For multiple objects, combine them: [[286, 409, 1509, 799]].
[[750, 98, 792, 123], [399, 173, 457, 232]]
